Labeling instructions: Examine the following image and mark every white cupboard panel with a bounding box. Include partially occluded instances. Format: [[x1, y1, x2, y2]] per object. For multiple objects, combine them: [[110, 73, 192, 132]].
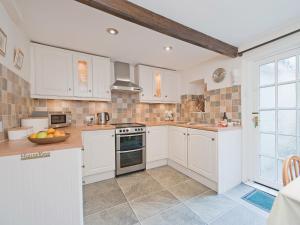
[[33, 44, 73, 96], [146, 126, 168, 162], [168, 126, 188, 167], [82, 130, 115, 177], [138, 65, 154, 102], [92, 56, 111, 100]]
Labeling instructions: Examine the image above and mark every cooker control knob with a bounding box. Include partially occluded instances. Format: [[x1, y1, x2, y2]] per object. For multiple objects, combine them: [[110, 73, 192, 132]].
[[135, 128, 138, 131], [119, 130, 122, 133], [123, 129, 126, 132], [126, 129, 129, 132]]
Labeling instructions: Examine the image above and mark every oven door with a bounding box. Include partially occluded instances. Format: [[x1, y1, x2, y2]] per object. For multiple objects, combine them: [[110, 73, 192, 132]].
[[116, 133, 145, 151], [116, 148, 146, 175]]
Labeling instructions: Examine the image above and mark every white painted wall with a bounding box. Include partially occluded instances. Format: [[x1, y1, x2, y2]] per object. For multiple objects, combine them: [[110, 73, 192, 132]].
[[0, 1, 30, 81], [180, 55, 242, 94]]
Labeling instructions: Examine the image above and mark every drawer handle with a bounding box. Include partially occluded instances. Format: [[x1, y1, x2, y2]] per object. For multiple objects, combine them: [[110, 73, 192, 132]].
[[21, 152, 50, 160]]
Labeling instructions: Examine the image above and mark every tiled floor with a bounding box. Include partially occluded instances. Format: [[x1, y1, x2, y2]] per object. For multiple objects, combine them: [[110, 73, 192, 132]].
[[83, 166, 267, 225]]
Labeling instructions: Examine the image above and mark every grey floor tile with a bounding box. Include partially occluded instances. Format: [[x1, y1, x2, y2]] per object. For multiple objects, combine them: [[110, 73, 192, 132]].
[[148, 166, 190, 188], [168, 179, 210, 201], [130, 190, 180, 220], [83, 179, 127, 216], [141, 204, 206, 225], [117, 171, 164, 201], [84, 203, 139, 225], [210, 205, 267, 225], [185, 192, 238, 223], [224, 183, 255, 199]]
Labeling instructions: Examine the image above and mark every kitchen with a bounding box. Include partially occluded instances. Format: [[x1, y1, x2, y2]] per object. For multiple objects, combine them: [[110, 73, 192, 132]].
[[0, 0, 300, 225]]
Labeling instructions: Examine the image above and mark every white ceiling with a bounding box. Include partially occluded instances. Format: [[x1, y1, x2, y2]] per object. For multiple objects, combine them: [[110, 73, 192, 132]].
[[130, 0, 300, 48], [14, 0, 218, 70], [14, 0, 300, 70]]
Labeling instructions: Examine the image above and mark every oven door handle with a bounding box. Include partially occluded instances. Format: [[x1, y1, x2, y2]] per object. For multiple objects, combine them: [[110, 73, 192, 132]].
[[118, 133, 145, 138], [118, 148, 144, 154]]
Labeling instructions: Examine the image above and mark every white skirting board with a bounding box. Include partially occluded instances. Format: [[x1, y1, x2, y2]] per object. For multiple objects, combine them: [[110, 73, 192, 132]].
[[146, 159, 168, 169], [83, 171, 115, 185], [168, 159, 218, 192]]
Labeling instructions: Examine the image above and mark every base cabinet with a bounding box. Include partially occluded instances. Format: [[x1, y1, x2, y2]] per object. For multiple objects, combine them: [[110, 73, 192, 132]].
[[168, 126, 188, 167], [82, 130, 115, 182], [188, 129, 217, 182], [0, 149, 83, 225], [146, 126, 168, 163]]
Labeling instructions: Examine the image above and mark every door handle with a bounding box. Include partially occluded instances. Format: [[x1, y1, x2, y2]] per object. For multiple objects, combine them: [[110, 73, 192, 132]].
[[252, 112, 259, 128]]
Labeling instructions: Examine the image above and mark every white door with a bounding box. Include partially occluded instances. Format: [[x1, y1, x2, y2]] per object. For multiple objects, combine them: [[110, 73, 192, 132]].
[[33, 44, 73, 96], [254, 50, 300, 189], [82, 130, 115, 177], [168, 126, 188, 167], [73, 53, 93, 97], [92, 56, 111, 100], [138, 65, 154, 102], [188, 129, 217, 181], [162, 70, 179, 103], [146, 126, 168, 162]]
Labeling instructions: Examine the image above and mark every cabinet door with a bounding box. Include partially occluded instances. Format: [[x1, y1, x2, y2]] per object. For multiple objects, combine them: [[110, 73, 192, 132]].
[[188, 130, 217, 181], [92, 56, 111, 100], [73, 53, 93, 97], [0, 149, 83, 225], [163, 70, 179, 103], [146, 126, 168, 162], [33, 44, 73, 96], [82, 130, 115, 176], [168, 126, 188, 167], [138, 65, 154, 102]]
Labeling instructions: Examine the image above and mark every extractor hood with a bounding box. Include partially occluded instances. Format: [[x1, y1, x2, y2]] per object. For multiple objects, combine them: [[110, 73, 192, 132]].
[[111, 61, 142, 92]]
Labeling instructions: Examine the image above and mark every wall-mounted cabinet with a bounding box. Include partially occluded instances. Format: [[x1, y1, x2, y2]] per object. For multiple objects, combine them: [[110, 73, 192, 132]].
[[31, 43, 111, 101], [136, 65, 180, 103]]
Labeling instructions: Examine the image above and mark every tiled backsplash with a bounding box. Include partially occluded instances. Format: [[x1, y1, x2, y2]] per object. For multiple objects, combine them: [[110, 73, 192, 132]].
[[0, 61, 241, 141], [0, 64, 32, 141], [33, 93, 181, 125], [180, 85, 241, 124]]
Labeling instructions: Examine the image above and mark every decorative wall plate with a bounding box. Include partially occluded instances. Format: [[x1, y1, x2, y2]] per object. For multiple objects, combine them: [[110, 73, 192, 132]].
[[212, 68, 226, 83]]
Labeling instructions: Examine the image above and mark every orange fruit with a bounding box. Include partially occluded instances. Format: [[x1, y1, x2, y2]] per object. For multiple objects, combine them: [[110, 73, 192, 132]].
[[47, 128, 55, 134], [47, 134, 54, 138], [30, 133, 37, 139]]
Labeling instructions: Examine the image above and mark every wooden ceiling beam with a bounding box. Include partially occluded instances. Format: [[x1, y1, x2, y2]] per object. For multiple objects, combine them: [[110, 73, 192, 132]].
[[75, 0, 238, 58]]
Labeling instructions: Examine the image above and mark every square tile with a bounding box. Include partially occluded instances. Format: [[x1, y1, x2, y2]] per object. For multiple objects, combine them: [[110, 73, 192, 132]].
[[168, 179, 210, 201], [185, 192, 238, 223], [130, 190, 180, 221], [210, 205, 266, 225], [83, 179, 127, 216], [148, 166, 190, 188], [141, 204, 206, 225], [117, 171, 164, 201], [84, 203, 139, 225]]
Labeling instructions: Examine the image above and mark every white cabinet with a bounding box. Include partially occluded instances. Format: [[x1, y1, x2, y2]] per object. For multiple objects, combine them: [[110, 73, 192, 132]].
[[137, 65, 180, 103], [31, 43, 111, 101], [92, 56, 111, 100], [32, 44, 73, 97], [0, 149, 83, 225], [162, 70, 180, 103], [168, 126, 188, 167], [82, 130, 115, 182], [146, 126, 168, 163], [188, 129, 217, 182], [73, 53, 93, 97]]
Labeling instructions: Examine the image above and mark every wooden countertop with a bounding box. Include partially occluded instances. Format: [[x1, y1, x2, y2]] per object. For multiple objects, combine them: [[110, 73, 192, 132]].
[[0, 122, 241, 157]]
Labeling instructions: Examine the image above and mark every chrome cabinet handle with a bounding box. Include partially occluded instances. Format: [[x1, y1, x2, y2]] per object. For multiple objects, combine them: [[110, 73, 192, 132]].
[[89, 89, 92, 93], [112, 134, 115, 137], [183, 133, 186, 135], [82, 165, 85, 168], [147, 131, 150, 134], [211, 138, 215, 141], [68, 88, 72, 91]]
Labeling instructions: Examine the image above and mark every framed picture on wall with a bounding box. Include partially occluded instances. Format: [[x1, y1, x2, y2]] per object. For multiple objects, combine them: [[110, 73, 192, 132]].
[[13, 48, 24, 69], [0, 28, 7, 56]]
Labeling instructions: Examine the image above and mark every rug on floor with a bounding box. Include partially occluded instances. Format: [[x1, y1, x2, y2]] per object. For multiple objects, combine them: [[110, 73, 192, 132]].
[[242, 189, 275, 212]]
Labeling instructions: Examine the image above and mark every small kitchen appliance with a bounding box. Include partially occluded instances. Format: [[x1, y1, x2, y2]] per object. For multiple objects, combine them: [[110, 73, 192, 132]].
[[113, 123, 146, 176], [97, 112, 110, 125], [31, 111, 72, 128]]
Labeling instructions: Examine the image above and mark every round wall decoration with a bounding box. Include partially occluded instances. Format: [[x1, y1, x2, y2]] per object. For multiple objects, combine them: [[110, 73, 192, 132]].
[[212, 68, 226, 83]]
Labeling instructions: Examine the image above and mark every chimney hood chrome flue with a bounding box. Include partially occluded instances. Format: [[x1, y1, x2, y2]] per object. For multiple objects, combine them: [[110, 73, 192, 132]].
[[111, 61, 142, 92]]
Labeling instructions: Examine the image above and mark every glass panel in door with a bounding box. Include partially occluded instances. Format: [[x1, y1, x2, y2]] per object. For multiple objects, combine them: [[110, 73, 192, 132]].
[[257, 54, 299, 189]]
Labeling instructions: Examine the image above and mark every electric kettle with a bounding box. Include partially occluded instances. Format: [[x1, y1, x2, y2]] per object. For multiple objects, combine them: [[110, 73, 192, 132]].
[[97, 112, 110, 125]]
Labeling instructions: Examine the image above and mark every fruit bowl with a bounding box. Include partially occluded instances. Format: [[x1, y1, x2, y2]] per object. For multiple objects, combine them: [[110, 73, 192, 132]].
[[28, 133, 70, 145]]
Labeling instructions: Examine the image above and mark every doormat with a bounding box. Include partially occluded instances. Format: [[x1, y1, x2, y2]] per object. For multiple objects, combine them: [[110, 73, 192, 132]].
[[242, 189, 275, 212]]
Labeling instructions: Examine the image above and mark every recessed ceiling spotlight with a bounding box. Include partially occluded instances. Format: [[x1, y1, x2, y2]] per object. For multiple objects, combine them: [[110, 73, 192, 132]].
[[164, 46, 173, 51], [106, 28, 119, 35]]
